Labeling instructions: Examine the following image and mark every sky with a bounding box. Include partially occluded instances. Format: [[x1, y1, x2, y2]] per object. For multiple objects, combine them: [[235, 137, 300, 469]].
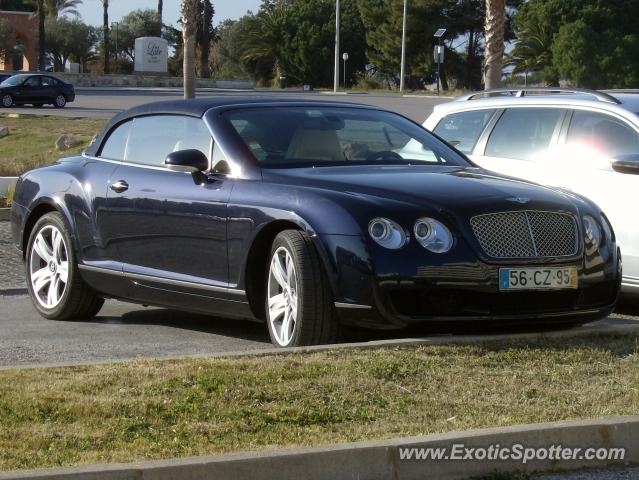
[[75, 0, 262, 27]]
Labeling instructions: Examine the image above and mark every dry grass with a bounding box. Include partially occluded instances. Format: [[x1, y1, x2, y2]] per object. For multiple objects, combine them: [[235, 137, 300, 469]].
[[0, 115, 106, 177], [0, 334, 638, 472]]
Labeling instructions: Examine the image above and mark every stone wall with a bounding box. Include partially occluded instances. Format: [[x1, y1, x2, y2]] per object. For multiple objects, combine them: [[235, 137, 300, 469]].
[[57, 73, 254, 90]]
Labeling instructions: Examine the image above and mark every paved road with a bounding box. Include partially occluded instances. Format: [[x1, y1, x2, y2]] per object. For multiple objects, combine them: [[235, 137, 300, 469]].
[[1, 87, 450, 123], [535, 466, 639, 479]]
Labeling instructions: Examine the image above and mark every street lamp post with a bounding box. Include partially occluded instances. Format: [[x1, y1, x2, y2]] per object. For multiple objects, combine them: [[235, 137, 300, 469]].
[[399, 0, 407, 92], [342, 52, 349, 90], [434, 28, 446, 95], [333, 0, 340, 93]]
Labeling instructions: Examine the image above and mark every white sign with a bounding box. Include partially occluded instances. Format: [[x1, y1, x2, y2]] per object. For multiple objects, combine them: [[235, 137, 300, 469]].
[[134, 37, 168, 73]]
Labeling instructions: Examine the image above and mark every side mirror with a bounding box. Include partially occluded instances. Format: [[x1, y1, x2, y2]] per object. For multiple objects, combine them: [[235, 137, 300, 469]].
[[611, 154, 639, 175], [165, 149, 209, 173]]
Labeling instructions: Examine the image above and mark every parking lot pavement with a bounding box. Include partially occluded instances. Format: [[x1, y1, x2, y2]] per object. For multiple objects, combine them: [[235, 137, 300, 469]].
[[0, 222, 24, 291], [0, 291, 637, 369], [0, 294, 272, 368]]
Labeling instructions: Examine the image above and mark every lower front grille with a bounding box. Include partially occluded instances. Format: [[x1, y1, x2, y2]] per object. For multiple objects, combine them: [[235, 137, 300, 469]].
[[470, 211, 578, 259]]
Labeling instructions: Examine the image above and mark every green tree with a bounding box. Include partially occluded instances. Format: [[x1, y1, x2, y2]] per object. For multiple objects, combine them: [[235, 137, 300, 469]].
[[358, 0, 449, 87], [0, 18, 14, 57], [197, 0, 214, 78], [44, 0, 82, 17], [513, 0, 639, 88], [238, 0, 365, 87], [116, 9, 162, 62], [505, 20, 556, 84]]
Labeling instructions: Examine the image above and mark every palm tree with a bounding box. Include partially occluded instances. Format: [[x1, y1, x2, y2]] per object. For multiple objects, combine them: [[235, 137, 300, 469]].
[[198, 0, 214, 78], [181, 0, 199, 99], [45, 0, 82, 17], [157, 0, 163, 36], [102, 0, 109, 74], [505, 21, 555, 85], [483, 0, 505, 89], [37, 0, 45, 70], [240, 4, 293, 84]]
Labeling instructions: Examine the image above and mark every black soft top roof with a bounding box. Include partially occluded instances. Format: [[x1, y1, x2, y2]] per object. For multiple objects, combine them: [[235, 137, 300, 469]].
[[84, 96, 374, 157]]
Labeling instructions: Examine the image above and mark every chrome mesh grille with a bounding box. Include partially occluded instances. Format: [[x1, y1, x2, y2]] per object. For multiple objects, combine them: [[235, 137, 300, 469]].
[[470, 211, 577, 258]]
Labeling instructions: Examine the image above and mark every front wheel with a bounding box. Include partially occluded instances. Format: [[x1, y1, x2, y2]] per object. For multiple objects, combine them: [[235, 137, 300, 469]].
[[26, 212, 104, 320], [1, 94, 13, 108], [265, 230, 340, 347], [53, 94, 66, 108]]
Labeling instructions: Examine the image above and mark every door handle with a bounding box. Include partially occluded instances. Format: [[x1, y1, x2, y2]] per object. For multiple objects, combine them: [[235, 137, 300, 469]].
[[109, 180, 129, 193]]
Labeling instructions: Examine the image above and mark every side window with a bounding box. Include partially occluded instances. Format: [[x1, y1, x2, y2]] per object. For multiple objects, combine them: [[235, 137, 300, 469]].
[[99, 120, 132, 161], [566, 110, 639, 158], [124, 115, 211, 167], [24, 76, 40, 87], [485, 108, 563, 160], [41, 77, 57, 87], [433, 109, 495, 154]]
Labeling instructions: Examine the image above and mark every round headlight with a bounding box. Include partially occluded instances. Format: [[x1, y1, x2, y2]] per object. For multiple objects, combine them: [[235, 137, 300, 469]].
[[414, 217, 453, 253], [368, 218, 407, 249], [583, 215, 602, 247]]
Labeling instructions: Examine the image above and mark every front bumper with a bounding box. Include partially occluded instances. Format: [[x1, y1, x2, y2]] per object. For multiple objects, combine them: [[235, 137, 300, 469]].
[[319, 234, 621, 330]]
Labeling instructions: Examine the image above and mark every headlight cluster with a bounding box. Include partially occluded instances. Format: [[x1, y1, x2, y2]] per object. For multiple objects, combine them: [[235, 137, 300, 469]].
[[583, 214, 612, 247], [368, 217, 453, 253]]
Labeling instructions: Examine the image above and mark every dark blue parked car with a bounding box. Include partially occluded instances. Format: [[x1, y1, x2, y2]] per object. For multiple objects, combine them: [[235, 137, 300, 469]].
[[1, 73, 75, 108], [10, 98, 621, 346]]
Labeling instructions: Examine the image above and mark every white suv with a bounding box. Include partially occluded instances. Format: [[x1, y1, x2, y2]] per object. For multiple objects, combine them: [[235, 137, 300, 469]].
[[424, 88, 639, 294]]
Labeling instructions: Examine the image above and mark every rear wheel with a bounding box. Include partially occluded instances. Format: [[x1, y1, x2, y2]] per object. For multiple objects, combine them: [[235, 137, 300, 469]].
[[265, 230, 340, 347], [26, 212, 104, 320], [53, 94, 66, 108], [1, 94, 13, 108]]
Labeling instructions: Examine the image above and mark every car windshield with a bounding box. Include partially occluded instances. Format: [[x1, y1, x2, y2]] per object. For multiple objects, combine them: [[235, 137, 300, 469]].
[[1, 75, 26, 86], [223, 107, 470, 168]]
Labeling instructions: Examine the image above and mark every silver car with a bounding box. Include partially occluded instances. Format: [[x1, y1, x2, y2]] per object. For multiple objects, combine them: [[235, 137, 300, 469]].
[[424, 88, 639, 294]]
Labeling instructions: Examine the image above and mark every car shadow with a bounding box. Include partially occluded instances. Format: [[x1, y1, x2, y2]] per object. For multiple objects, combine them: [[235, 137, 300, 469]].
[[78, 294, 639, 349], [88, 306, 271, 344]]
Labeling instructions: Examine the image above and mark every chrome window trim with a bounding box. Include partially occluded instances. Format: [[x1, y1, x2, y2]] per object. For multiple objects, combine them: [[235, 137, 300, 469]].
[[78, 264, 246, 296]]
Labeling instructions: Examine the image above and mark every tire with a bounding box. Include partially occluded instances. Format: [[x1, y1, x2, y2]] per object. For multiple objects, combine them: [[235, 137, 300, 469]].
[[26, 212, 104, 320], [53, 94, 66, 108], [264, 230, 340, 347], [1, 93, 13, 108]]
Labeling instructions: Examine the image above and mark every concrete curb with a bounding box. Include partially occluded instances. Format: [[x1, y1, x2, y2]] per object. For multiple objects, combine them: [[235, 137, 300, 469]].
[[0, 416, 637, 480], [0, 287, 27, 296], [1, 319, 638, 372]]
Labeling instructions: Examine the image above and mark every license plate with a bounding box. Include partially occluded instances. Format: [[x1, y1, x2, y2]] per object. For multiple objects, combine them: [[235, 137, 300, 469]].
[[499, 267, 578, 291]]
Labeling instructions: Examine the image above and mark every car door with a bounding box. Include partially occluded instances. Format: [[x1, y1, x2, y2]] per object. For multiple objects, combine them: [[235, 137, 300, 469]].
[[549, 109, 639, 284], [105, 114, 234, 299], [15, 75, 41, 103], [468, 107, 567, 186], [39, 76, 57, 102]]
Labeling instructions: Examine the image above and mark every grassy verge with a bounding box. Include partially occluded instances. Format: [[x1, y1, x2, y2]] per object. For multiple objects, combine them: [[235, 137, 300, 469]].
[[0, 115, 106, 177], [1, 333, 638, 471]]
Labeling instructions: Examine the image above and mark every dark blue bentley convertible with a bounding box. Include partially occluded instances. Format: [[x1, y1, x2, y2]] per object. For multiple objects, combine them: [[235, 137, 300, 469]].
[[10, 98, 621, 346]]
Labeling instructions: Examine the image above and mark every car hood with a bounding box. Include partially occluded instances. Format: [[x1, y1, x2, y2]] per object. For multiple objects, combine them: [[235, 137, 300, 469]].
[[261, 164, 581, 217]]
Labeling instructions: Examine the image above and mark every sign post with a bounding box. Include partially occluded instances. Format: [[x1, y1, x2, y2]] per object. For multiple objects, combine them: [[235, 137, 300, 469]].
[[433, 28, 446, 96], [342, 52, 349, 90]]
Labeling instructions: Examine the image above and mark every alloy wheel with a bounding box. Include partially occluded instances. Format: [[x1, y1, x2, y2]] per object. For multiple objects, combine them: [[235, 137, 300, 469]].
[[29, 225, 69, 309], [2, 94, 12, 107], [267, 246, 299, 346], [55, 95, 66, 108]]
